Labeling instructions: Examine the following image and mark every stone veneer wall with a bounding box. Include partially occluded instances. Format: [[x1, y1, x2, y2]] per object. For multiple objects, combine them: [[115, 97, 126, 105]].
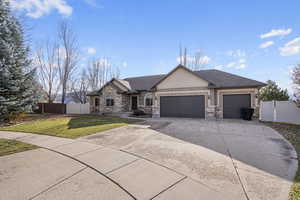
[[101, 84, 129, 113], [135, 92, 153, 114], [90, 96, 99, 113], [89, 83, 130, 114]]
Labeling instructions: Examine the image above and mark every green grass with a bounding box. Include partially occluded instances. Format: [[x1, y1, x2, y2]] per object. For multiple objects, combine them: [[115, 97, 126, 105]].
[[263, 122, 300, 200], [0, 115, 141, 139], [0, 139, 38, 157]]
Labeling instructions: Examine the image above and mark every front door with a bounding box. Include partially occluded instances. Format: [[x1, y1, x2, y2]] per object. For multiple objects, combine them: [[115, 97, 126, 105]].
[[131, 96, 138, 110]]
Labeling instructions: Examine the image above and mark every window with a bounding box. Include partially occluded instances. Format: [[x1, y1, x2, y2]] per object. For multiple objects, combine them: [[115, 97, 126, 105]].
[[146, 98, 153, 106], [106, 98, 114, 106], [144, 93, 153, 106], [95, 98, 99, 106]]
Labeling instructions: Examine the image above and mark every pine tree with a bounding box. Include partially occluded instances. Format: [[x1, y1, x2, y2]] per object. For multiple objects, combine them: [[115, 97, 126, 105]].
[[0, 1, 38, 121], [259, 80, 290, 101]]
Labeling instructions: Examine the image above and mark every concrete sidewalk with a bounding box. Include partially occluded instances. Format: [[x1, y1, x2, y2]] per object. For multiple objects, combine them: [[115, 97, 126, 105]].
[[0, 130, 229, 200]]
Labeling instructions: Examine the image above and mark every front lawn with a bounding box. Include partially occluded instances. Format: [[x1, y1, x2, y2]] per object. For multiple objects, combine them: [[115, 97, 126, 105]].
[[0, 115, 141, 139], [263, 122, 300, 200], [0, 139, 38, 157]]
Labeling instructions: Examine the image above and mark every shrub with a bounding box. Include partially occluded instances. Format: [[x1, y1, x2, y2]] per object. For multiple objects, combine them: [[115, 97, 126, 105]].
[[133, 109, 146, 116]]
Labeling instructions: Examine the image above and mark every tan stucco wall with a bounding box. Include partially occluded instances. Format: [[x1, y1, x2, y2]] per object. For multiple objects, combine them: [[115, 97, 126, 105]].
[[156, 68, 208, 90]]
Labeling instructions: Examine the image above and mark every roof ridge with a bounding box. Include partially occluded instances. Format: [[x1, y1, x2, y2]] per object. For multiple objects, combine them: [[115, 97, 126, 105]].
[[125, 69, 216, 80], [124, 74, 166, 80]]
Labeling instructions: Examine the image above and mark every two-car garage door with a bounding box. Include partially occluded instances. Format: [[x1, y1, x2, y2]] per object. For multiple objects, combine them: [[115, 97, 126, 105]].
[[160, 96, 205, 118]]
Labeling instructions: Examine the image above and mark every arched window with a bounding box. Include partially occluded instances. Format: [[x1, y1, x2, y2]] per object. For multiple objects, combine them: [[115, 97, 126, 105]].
[[144, 93, 153, 106]]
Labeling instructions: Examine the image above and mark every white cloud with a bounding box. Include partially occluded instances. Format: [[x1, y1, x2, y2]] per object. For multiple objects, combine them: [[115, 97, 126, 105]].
[[214, 65, 223, 70], [236, 63, 246, 69], [279, 37, 300, 56], [225, 49, 246, 57], [198, 56, 211, 65], [260, 28, 292, 39], [226, 61, 247, 70], [86, 47, 96, 54], [122, 61, 127, 67], [259, 41, 274, 49], [239, 58, 246, 63], [10, 0, 72, 18], [226, 62, 236, 68], [84, 0, 101, 8]]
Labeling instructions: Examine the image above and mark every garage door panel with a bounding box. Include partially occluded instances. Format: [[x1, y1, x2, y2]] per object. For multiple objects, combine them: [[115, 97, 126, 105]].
[[223, 94, 251, 119], [160, 96, 205, 118]]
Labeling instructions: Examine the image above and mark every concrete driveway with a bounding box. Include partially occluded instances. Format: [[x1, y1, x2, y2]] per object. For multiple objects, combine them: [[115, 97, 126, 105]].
[[81, 118, 298, 200], [0, 119, 298, 200]]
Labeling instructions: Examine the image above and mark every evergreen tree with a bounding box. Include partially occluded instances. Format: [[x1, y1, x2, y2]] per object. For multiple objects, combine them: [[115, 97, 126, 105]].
[[259, 80, 290, 101], [0, 1, 37, 121]]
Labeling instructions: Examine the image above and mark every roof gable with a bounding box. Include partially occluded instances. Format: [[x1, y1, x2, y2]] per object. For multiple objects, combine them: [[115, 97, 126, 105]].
[[154, 65, 209, 90], [87, 78, 129, 96]]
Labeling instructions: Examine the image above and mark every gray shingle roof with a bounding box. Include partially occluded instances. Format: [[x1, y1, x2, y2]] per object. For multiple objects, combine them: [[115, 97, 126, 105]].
[[124, 69, 265, 91], [88, 68, 266, 95], [194, 69, 266, 88], [124, 74, 166, 91]]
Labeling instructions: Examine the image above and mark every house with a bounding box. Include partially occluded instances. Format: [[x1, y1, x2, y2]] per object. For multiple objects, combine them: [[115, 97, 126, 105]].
[[87, 65, 266, 119]]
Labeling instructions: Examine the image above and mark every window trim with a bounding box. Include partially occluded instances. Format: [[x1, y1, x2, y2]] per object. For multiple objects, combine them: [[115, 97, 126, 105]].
[[106, 98, 114, 107], [144, 93, 153, 107]]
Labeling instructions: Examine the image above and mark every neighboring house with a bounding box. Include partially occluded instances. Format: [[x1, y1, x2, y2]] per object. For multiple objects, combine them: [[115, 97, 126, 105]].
[[87, 65, 266, 119]]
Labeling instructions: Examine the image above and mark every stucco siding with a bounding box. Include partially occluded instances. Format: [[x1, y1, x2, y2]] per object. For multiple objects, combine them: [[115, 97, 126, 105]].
[[156, 68, 208, 90]]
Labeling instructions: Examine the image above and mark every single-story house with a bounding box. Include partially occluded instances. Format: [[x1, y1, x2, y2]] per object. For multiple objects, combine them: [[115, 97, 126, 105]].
[[87, 65, 266, 119]]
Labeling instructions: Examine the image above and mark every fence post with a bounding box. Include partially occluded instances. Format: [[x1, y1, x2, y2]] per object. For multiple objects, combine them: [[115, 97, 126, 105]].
[[273, 100, 277, 122], [259, 102, 262, 121]]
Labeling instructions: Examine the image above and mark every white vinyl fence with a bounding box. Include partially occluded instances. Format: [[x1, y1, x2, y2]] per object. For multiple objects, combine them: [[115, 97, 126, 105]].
[[260, 101, 300, 124], [66, 103, 90, 114]]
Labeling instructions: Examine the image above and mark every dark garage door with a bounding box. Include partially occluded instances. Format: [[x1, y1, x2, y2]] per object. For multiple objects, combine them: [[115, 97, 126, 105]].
[[160, 96, 205, 118], [223, 94, 251, 119]]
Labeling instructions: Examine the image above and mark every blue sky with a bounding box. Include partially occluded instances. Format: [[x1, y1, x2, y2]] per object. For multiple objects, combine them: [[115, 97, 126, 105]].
[[10, 0, 300, 94]]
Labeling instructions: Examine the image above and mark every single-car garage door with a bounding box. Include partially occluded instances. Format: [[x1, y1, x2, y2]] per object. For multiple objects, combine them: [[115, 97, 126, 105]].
[[160, 95, 205, 118], [223, 94, 251, 118]]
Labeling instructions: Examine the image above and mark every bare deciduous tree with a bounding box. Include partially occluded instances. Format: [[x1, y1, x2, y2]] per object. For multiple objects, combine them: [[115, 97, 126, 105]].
[[70, 69, 89, 104], [179, 46, 208, 70], [57, 22, 80, 103], [292, 64, 300, 101], [35, 41, 60, 103], [87, 57, 120, 91]]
